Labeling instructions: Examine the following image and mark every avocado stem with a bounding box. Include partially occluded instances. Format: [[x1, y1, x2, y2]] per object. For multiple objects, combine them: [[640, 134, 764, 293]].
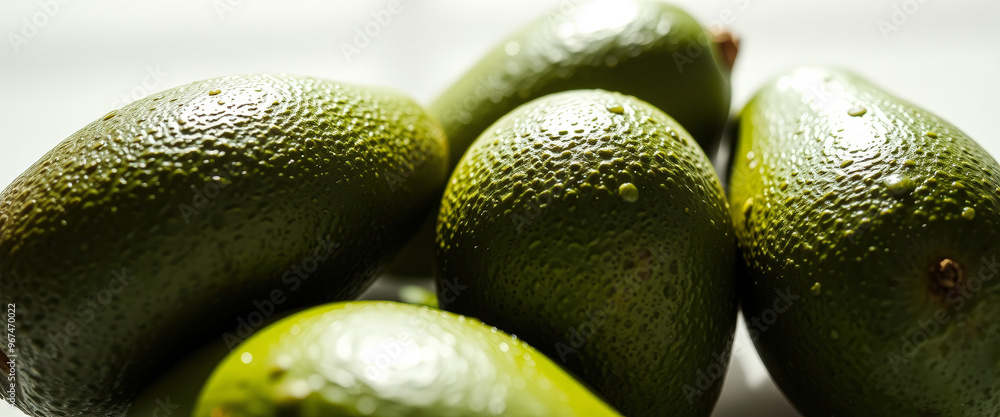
[[711, 29, 739, 73], [930, 258, 963, 291]]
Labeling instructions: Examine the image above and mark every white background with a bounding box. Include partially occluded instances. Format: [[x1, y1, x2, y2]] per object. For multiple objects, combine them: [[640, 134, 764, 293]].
[[1, 0, 998, 416]]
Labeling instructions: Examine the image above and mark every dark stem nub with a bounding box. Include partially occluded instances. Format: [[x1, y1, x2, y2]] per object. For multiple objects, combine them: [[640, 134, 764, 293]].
[[710, 29, 739, 74], [930, 258, 963, 292]]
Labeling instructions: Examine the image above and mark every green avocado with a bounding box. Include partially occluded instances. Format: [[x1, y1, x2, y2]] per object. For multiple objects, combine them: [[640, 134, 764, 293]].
[[729, 67, 1000, 416], [387, 0, 732, 278], [193, 301, 622, 417], [433, 0, 732, 166], [0, 74, 447, 417], [436, 90, 737, 416]]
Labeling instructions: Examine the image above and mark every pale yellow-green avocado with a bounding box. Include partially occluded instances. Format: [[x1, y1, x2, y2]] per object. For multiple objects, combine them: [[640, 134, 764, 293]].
[[194, 301, 622, 417]]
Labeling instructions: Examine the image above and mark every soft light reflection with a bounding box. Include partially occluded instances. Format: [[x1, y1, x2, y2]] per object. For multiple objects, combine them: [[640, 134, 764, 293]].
[[557, 0, 639, 37], [778, 68, 887, 163]]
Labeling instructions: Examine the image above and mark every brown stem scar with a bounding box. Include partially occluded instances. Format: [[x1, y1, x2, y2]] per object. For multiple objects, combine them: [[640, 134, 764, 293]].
[[930, 258, 963, 292], [711, 29, 739, 73]]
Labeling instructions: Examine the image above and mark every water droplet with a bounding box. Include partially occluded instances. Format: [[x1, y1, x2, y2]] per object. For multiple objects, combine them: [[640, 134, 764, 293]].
[[903, 159, 917, 168], [847, 106, 867, 117], [840, 160, 854, 168], [608, 106, 624, 114], [925, 131, 938, 138], [952, 181, 965, 190], [618, 183, 639, 202], [208, 89, 222, 96], [830, 329, 840, 340], [504, 41, 520, 56], [103, 111, 117, 120], [961, 207, 975, 220], [240, 352, 253, 364], [884, 175, 915, 197], [810, 282, 822, 296]]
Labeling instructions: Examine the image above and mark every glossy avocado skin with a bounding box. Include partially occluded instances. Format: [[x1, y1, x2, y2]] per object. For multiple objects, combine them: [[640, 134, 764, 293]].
[[730, 67, 1000, 416], [436, 90, 737, 416], [194, 301, 622, 417], [431, 0, 731, 167], [389, 0, 730, 278], [0, 74, 447, 417]]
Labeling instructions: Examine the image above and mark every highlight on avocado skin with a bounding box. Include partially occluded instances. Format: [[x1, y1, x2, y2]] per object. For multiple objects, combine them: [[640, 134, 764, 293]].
[[194, 301, 623, 417], [431, 0, 732, 169]]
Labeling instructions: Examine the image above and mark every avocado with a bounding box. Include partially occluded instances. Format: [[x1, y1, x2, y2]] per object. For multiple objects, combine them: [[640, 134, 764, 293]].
[[385, 0, 733, 278], [0, 74, 447, 417], [436, 90, 737, 416], [193, 301, 622, 417], [433, 0, 732, 166], [729, 67, 1000, 416]]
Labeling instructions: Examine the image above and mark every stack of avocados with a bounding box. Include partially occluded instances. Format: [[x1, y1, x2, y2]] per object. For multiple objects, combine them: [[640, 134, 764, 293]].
[[1, 0, 998, 416]]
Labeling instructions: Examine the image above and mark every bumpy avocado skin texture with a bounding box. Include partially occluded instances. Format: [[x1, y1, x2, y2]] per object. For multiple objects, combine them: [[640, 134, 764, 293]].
[[730, 67, 1000, 416], [0, 74, 447, 417], [431, 0, 731, 168], [193, 301, 621, 417], [436, 90, 737, 416], [390, 0, 730, 278]]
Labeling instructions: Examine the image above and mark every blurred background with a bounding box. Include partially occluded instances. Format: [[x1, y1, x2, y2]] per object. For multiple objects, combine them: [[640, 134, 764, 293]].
[[1, 0, 997, 416]]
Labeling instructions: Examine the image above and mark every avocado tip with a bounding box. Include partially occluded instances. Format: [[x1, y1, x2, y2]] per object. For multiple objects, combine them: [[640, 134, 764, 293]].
[[710, 29, 739, 73], [930, 258, 963, 293]]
